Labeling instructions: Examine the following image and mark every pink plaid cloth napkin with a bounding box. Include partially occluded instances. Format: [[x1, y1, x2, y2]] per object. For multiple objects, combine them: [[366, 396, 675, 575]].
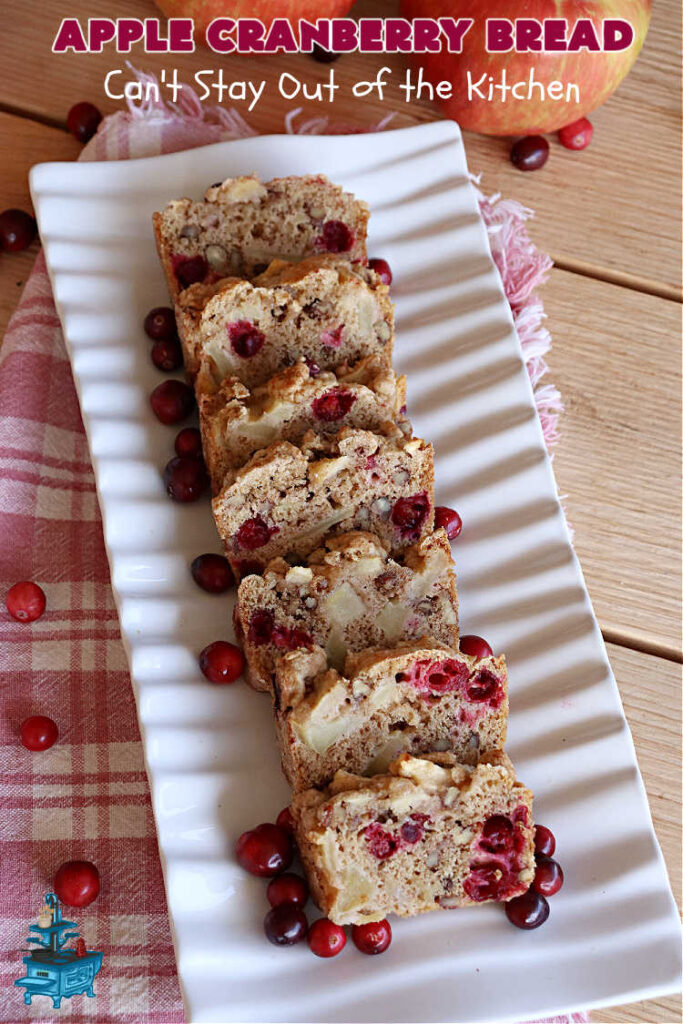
[[0, 78, 578, 1023]]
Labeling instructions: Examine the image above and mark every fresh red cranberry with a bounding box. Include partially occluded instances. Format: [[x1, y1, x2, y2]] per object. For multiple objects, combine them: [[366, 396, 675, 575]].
[[466, 669, 500, 704], [308, 918, 346, 957], [150, 379, 194, 425], [479, 815, 514, 854], [505, 890, 550, 929], [54, 860, 100, 908], [20, 715, 59, 751], [6, 581, 46, 622], [510, 136, 550, 172], [368, 258, 392, 286], [174, 427, 203, 459], [351, 919, 391, 955], [364, 823, 399, 860], [199, 640, 244, 684], [434, 505, 462, 540], [320, 220, 354, 253], [391, 492, 430, 539], [311, 44, 340, 64], [266, 873, 308, 908], [151, 337, 183, 372], [173, 254, 208, 289], [533, 824, 556, 858], [236, 823, 293, 877], [276, 806, 295, 835], [236, 516, 278, 550], [227, 320, 265, 359], [264, 904, 308, 946], [459, 634, 493, 659], [312, 388, 357, 422], [559, 117, 593, 150], [533, 857, 564, 897], [163, 456, 208, 502], [320, 324, 344, 348], [0, 209, 37, 252], [191, 553, 234, 593], [144, 306, 177, 341], [66, 102, 102, 143]]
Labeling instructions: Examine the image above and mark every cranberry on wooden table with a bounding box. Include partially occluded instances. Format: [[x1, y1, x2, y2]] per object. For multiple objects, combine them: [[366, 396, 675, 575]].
[[150, 379, 194, 425], [558, 118, 594, 150], [264, 904, 308, 946], [505, 890, 550, 929], [0, 209, 37, 252], [308, 918, 346, 958], [510, 136, 550, 172], [351, 919, 392, 954], [163, 456, 208, 503], [66, 102, 102, 143], [266, 873, 308, 908], [6, 581, 46, 622], [236, 823, 293, 877], [191, 553, 234, 594], [54, 860, 100, 907], [144, 306, 177, 341], [533, 857, 564, 897], [434, 505, 462, 540], [199, 640, 244, 684], [459, 634, 493, 659], [151, 338, 183, 372], [174, 427, 203, 459], [368, 258, 393, 286], [533, 824, 556, 858], [20, 715, 59, 751]]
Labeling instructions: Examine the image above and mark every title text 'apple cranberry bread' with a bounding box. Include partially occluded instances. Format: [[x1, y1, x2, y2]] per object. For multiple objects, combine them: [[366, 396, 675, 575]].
[[175, 255, 393, 380], [212, 427, 434, 581], [273, 640, 508, 791], [235, 529, 458, 693], [153, 174, 369, 302], [197, 354, 406, 492], [291, 751, 535, 925]]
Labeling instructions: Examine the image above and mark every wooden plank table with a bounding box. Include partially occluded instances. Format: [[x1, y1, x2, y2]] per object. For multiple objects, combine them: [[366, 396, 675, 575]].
[[1, 1, 680, 1019]]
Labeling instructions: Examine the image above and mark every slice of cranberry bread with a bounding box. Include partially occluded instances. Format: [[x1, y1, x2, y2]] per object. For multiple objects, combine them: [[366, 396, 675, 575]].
[[175, 255, 393, 380], [153, 174, 369, 302], [291, 751, 535, 925], [273, 640, 508, 791], [197, 354, 406, 492], [235, 530, 458, 693], [212, 427, 434, 581]]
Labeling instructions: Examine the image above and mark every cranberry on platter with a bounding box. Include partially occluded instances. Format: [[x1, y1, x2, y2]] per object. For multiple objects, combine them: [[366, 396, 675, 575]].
[[20, 715, 59, 751], [510, 136, 550, 172], [236, 822, 293, 877], [311, 44, 340, 64], [505, 890, 550, 929], [351, 919, 392, 955], [266, 873, 308, 908], [0, 209, 37, 252], [54, 860, 100, 907], [199, 640, 244, 684], [191, 553, 234, 594], [6, 581, 46, 622], [368, 258, 392, 286], [264, 904, 308, 946], [66, 101, 102, 143], [276, 806, 295, 835], [533, 824, 556, 858], [163, 456, 208, 503], [144, 306, 177, 341], [151, 337, 183, 372], [150, 379, 194, 425], [308, 918, 346, 958], [559, 118, 594, 150], [174, 427, 203, 459], [459, 634, 493, 659], [434, 505, 462, 540], [533, 857, 564, 897]]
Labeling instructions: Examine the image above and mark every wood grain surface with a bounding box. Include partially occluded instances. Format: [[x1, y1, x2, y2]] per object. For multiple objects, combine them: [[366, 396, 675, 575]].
[[1, 0, 680, 1019]]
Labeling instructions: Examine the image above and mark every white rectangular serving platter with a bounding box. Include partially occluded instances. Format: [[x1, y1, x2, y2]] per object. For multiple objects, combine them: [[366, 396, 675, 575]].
[[30, 122, 681, 1023]]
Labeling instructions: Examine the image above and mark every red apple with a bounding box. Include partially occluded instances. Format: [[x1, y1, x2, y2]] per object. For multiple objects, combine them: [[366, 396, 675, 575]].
[[154, 0, 355, 49], [400, 0, 651, 134]]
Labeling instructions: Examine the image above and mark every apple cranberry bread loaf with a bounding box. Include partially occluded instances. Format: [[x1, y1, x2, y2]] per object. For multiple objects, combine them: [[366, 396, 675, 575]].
[[153, 174, 369, 302], [291, 751, 535, 925], [235, 530, 458, 693], [273, 640, 508, 791], [212, 427, 434, 581], [197, 354, 406, 492], [175, 255, 393, 380]]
